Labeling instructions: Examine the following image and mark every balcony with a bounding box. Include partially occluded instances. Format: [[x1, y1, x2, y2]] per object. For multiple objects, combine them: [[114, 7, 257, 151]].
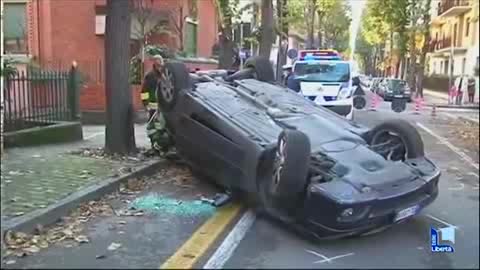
[[429, 37, 468, 56], [437, 0, 472, 17]]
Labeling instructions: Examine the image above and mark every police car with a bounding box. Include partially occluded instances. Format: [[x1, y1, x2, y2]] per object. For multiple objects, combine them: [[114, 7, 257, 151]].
[[288, 50, 357, 120]]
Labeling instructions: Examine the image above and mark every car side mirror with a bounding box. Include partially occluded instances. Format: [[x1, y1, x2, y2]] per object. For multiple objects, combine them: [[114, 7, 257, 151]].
[[352, 76, 360, 86]]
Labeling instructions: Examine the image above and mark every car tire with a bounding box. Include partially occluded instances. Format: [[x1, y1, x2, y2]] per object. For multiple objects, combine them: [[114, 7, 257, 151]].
[[271, 129, 311, 198], [368, 119, 425, 159], [353, 95, 367, 110], [244, 56, 275, 82], [157, 61, 191, 112]]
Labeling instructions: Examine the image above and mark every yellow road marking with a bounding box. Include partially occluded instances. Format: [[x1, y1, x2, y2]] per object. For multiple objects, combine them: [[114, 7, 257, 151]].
[[160, 203, 244, 269]]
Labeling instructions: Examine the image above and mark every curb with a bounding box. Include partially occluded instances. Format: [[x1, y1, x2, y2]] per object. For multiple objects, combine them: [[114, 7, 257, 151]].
[[1, 159, 168, 240], [426, 104, 480, 110]]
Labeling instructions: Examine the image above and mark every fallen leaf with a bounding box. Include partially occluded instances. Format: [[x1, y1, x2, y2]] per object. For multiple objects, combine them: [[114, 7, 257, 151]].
[[13, 212, 25, 217], [96, 254, 107, 259], [107, 242, 122, 251], [8, 171, 24, 176], [23, 245, 40, 253], [118, 231, 125, 235], [74, 235, 89, 244], [15, 251, 27, 258], [63, 229, 74, 238], [5, 260, 16, 265]]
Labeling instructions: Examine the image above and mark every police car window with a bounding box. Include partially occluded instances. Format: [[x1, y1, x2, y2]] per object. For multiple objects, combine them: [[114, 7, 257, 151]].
[[294, 62, 350, 82]]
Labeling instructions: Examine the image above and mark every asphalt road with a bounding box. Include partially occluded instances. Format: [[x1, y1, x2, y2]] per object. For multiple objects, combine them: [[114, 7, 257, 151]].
[[217, 91, 480, 269]]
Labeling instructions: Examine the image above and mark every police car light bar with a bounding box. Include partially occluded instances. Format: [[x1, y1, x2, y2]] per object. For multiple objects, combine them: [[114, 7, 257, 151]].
[[298, 50, 342, 61]]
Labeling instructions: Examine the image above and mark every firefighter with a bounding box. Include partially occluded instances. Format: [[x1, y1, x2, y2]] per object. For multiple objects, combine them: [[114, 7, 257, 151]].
[[141, 55, 172, 154]]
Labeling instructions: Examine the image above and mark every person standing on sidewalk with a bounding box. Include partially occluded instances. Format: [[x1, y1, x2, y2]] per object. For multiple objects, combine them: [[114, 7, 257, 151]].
[[467, 77, 476, 103], [140, 55, 172, 154]]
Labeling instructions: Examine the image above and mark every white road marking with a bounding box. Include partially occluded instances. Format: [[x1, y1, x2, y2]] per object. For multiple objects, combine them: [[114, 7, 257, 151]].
[[313, 252, 355, 264], [442, 112, 458, 119], [84, 132, 104, 140], [202, 210, 256, 269], [425, 214, 459, 230], [305, 249, 332, 263], [448, 183, 465, 191], [416, 122, 479, 171]]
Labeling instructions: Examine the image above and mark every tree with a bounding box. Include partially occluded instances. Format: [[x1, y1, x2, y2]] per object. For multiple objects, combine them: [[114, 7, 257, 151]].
[[131, 0, 170, 77], [275, 0, 289, 81], [305, 0, 317, 48], [214, 0, 238, 69], [321, 0, 350, 52], [259, 0, 274, 58], [104, 0, 136, 154], [416, 0, 432, 98], [316, 0, 335, 48]]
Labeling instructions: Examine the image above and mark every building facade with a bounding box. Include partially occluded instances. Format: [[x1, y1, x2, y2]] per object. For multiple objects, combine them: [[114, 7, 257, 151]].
[[428, 0, 480, 77], [3, 0, 219, 122]]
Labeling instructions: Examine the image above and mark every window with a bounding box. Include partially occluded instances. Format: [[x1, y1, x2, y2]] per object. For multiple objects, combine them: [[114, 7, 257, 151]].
[[184, 19, 198, 57], [444, 60, 449, 75], [466, 18, 470, 37], [3, 2, 28, 54], [95, 5, 107, 35]]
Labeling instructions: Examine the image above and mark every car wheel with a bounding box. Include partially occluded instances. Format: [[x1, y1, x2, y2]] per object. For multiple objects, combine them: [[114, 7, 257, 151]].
[[244, 56, 275, 82], [157, 61, 191, 112], [367, 119, 424, 161], [270, 130, 311, 198], [353, 95, 367, 110]]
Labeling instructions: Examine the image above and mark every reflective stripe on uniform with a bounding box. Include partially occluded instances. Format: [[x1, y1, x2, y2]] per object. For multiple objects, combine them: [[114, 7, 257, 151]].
[[147, 103, 158, 110], [141, 92, 150, 100]]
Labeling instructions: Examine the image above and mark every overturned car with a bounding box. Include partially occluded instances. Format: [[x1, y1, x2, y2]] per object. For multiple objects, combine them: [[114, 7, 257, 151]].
[[156, 57, 440, 239]]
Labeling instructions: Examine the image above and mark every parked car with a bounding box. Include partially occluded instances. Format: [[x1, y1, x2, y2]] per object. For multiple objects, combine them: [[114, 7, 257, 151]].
[[378, 79, 412, 102], [370, 77, 384, 93], [156, 57, 440, 240]]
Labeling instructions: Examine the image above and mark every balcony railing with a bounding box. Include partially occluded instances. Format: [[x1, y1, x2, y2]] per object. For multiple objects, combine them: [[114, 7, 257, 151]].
[[429, 37, 453, 52], [437, 0, 471, 16]]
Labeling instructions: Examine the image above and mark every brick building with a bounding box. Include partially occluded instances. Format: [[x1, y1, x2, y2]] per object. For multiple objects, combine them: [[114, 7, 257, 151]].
[[3, 0, 219, 123]]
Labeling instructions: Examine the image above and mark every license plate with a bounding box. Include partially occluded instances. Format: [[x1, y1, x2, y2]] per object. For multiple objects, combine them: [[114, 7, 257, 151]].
[[394, 205, 419, 222], [394, 95, 403, 98]]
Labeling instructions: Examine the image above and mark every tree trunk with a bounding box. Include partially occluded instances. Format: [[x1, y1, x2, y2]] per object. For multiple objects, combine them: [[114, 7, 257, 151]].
[[219, 25, 235, 69], [275, 0, 288, 82], [417, 0, 432, 99], [105, 0, 136, 155], [317, 10, 323, 48], [259, 0, 274, 58], [305, 0, 316, 49]]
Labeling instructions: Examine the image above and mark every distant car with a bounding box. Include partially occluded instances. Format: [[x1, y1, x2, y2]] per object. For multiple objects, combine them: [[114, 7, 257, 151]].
[[156, 57, 441, 240], [370, 77, 384, 93], [378, 79, 412, 102]]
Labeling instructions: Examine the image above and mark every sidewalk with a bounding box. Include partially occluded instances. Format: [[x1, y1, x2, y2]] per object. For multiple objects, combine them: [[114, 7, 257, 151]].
[[423, 89, 479, 109], [1, 124, 154, 221]]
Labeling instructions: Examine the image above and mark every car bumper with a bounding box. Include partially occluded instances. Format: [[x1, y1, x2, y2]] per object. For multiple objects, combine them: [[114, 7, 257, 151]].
[[296, 170, 440, 239], [385, 93, 411, 100]]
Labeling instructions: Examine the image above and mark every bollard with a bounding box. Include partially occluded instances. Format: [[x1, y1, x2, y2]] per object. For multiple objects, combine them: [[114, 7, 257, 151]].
[[369, 94, 378, 111], [431, 104, 437, 118], [413, 97, 421, 114]]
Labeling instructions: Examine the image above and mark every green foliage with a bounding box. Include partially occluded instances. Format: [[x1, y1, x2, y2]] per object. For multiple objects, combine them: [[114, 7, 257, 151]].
[[320, 0, 351, 52], [1, 58, 18, 78], [144, 44, 176, 59], [129, 56, 142, 85]]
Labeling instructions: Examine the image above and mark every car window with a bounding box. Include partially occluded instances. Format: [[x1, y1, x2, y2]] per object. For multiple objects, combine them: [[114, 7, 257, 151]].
[[294, 62, 350, 82]]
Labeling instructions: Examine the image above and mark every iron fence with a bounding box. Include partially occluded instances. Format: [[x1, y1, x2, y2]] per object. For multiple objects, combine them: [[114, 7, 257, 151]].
[[3, 68, 78, 132]]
